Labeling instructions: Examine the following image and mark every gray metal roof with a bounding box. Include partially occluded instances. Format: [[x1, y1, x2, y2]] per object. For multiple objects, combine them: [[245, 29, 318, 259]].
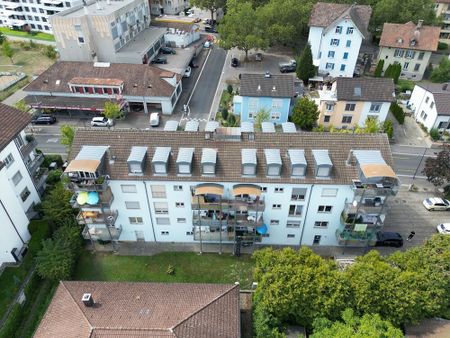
[[205, 121, 219, 132], [184, 120, 199, 132], [176, 147, 194, 163], [127, 146, 147, 163], [241, 149, 257, 165], [261, 122, 275, 133], [240, 73, 294, 98], [75, 145, 109, 160], [312, 149, 332, 166], [152, 147, 171, 163], [201, 148, 217, 164], [264, 149, 282, 166], [240, 121, 254, 133], [282, 122, 296, 133], [288, 149, 307, 166], [164, 120, 179, 131], [353, 150, 386, 165]]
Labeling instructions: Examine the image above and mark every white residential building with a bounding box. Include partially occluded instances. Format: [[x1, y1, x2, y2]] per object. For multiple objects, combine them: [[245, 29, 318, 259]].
[[409, 83, 450, 131], [0, 104, 43, 266], [308, 2, 372, 78], [0, 0, 81, 33], [150, 0, 189, 16], [64, 124, 399, 250]]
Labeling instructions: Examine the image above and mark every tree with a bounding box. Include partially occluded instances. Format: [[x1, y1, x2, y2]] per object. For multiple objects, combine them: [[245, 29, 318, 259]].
[[374, 59, 384, 77], [41, 182, 75, 228], [103, 101, 122, 120], [382, 119, 394, 139], [291, 97, 319, 130], [253, 108, 270, 130], [422, 146, 450, 186], [60, 125, 74, 147], [43, 45, 57, 59], [363, 117, 381, 133], [384, 63, 401, 84], [2, 41, 15, 64], [0, 32, 5, 45], [14, 100, 28, 112], [35, 238, 74, 281], [189, 0, 226, 20], [53, 222, 83, 254], [218, 0, 267, 60], [430, 57, 450, 83], [311, 308, 403, 338], [296, 43, 315, 84]]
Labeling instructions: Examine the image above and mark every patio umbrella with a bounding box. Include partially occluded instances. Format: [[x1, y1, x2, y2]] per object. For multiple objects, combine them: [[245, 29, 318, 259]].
[[256, 223, 268, 235], [76, 191, 88, 205], [87, 191, 99, 205]]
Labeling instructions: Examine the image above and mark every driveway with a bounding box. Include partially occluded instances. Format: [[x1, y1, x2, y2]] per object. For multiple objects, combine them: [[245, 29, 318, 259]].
[[391, 112, 431, 147]]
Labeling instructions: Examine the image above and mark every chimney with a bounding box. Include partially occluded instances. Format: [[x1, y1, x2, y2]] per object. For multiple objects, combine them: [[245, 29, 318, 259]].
[[82, 293, 94, 307], [272, 86, 276, 92], [443, 83, 448, 91], [417, 20, 423, 29], [257, 85, 261, 92]]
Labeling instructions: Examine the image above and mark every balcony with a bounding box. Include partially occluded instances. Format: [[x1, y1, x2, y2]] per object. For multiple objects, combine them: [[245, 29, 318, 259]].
[[26, 153, 44, 175], [340, 211, 386, 228], [352, 180, 398, 197], [19, 138, 37, 159], [66, 176, 109, 192], [193, 211, 263, 228], [70, 186, 114, 210], [336, 227, 377, 247], [191, 195, 265, 212], [76, 210, 118, 226], [33, 168, 48, 195], [193, 225, 262, 243], [82, 224, 122, 241]]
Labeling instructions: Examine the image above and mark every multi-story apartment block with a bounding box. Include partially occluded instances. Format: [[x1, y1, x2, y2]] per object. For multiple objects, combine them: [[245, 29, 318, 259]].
[[0, 104, 43, 266], [378, 21, 440, 81], [150, 0, 189, 15], [308, 2, 372, 78], [314, 77, 395, 128], [434, 0, 450, 43], [0, 0, 81, 33], [50, 0, 166, 63], [64, 124, 398, 250]]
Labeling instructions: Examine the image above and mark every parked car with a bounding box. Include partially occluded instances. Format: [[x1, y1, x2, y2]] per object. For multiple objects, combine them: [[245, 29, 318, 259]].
[[150, 112, 160, 127], [204, 25, 217, 33], [183, 66, 192, 78], [189, 59, 199, 68], [375, 232, 403, 247], [160, 46, 176, 55], [422, 197, 450, 211], [203, 41, 212, 48], [279, 59, 297, 73], [255, 53, 263, 61], [91, 116, 114, 127], [203, 19, 216, 25], [151, 56, 167, 64], [31, 114, 57, 125], [437, 223, 450, 234], [231, 57, 239, 67]]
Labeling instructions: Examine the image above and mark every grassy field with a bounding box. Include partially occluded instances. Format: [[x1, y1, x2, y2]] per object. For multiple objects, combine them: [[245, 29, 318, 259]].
[[0, 28, 54, 41], [74, 251, 255, 289]]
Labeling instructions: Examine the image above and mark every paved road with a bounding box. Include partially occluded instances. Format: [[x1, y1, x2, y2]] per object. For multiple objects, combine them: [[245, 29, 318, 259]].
[[391, 145, 439, 181], [28, 125, 67, 156]]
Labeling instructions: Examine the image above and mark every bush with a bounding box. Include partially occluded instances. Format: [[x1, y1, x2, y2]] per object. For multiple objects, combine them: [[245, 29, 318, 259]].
[[390, 102, 405, 124], [438, 42, 448, 50], [45, 169, 62, 186], [227, 113, 236, 126], [42, 154, 63, 168], [43, 45, 57, 59], [430, 128, 440, 140], [227, 84, 233, 95], [374, 59, 384, 77], [166, 264, 175, 275], [383, 120, 394, 139], [27, 221, 51, 254], [221, 108, 229, 120], [0, 304, 23, 338]]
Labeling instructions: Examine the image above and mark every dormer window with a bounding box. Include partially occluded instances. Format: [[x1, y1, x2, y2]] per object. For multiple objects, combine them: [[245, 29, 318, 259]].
[[242, 149, 257, 176], [176, 148, 194, 175], [152, 147, 171, 175], [288, 149, 307, 177], [201, 148, 217, 175], [265, 149, 282, 177], [127, 146, 147, 175], [312, 150, 333, 178]]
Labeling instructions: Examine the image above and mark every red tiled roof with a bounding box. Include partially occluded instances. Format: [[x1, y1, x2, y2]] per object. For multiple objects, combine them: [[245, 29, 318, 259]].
[[0, 103, 31, 152], [379, 22, 440, 52], [69, 77, 124, 86]]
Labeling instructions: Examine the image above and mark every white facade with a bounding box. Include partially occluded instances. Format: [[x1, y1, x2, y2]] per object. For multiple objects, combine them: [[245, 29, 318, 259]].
[[308, 19, 363, 78], [163, 25, 200, 48], [150, 0, 189, 15]]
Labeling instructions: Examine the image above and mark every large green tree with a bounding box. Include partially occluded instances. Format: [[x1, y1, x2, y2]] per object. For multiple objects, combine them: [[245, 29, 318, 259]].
[[35, 238, 74, 281], [190, 0, 226, 20], [422, 146, 450, 187], [103, 101, 122, 120], [41, 182, 75, 228], [291, 96, 319, 130], [431, 57, 450, 83], [218, 0, 267, 60], [60, 125, 74, 148], [296, 43, 315, 84]]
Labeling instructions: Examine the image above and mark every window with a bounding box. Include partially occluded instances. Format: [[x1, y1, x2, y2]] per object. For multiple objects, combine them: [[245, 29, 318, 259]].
[[346, 40, 351, 47], [291, 188, 306, 201], [202, 164, 215, 175], [335, 26, 342, 34], [154, 202, 168, 214], [425, 97, 430, 103], [330, 39, 339, 46], [343, 52, 349, 60], [287, 234, 296, 238], [289, 205, 303, 217], [346, 27, 354, 34], [270, 220, 279, 225], [394, 49, 404, 58], [272, 99, 283, 109], [186, 231, 193, 235], [370, 103, 381, 112], [174, 185, 183, 191], [177, 218, 186, 223], [313, 235, 321, 245], [414, 63, 420, 72], [12, 171, 22, 186], [175, 202, 184, 208], [287, 221, 301, 228], [326, 103, 334, 111], [342, 115, 352, 124], [3, 153, 14, 168], [340, 64, 346, 71], [418, 52, 425, 60], [260, 187, 267, 192], [161, 231, 169, 235], [271, 112, 281, 120], [248, 98, 258, 109], [328, 51, 335, 58], [314, 222, 329, 228], [430, 102, 435, 109], [78, 37, 85, 43], [15, 135, 24, 148], [156, 218, 170, 225], [151, 185, 166, 198], [318, 205, 333, 212], [326, 63, 335, 70], [31, 7, 36, 12], [20, 187, 30, 202], [248, 112, 254, 119], [129, 217, 143, 224], [405, 50, 415, 59], [274, 187, 284, 193], [272, 204, 281, 209], [420, 110, 425, 118], [324, 115, 331, 123], [403, 62, 409, 70], [39, 8, 43, 13], [345, 103, 355, 111], [121, 184, 137, 193], [125, 201, 140, 209]]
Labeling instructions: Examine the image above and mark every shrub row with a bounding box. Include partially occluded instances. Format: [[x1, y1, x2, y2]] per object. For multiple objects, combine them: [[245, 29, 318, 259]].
[[390, 102, 405, 124]]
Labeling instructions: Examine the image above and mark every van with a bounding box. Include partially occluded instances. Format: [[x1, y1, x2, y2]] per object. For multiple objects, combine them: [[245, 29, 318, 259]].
[[150, 112, 160, 127]]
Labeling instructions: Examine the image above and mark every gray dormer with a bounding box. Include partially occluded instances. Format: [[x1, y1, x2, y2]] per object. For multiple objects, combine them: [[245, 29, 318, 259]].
[[164, 120, 179, 131], [201, 148, 217, 175], [127, 146, 147, 175], [261, 122, 275, 133], [152, 147, 171, 175], [176, 147, 194, 175], [282, 122, 296, 133], [264, 149, 282, 177], [184, 120, 199, 132], [312, 149, 332, 178], [241, 121, 255, 140], [241, 149, 257, 176], [288, 149, 307, 177], [205, 121, 219, 139]]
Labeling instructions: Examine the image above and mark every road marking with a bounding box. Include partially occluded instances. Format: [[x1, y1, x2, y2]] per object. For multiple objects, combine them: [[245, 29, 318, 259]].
[[47, 138, 59, 143], [208, 49, 229, 121], [392, 152, 437, 158], [397, 174, 428, 179], [186, 48, 212, 106]]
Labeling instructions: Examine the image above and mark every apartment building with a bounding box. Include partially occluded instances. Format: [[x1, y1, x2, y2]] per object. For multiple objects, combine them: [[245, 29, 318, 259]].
[[434, 0, 450, 43], [150, 0, 189, 15], [315, 77, 395, 128], [0, 104, 43, 266], [378, 21, 440, 81], [0, 0, 81, 33], [50, 0, 166, 63], [308, 2, 372, 78], [64, 124, 398, 250]]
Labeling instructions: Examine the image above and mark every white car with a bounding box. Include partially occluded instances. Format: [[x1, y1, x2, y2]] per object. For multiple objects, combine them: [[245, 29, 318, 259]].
[[203, 41, 211, 48], [183, 66, 192, 78], [150, 112, 160, 127], [422, 197, 450, 211], [437, 223, 450, 234], [91, 116, 114, 127]]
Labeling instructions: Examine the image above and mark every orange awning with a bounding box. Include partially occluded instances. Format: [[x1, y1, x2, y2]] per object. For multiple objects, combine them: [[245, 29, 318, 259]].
[[194, 183, 224, 196], [232, 184, 261, 197], [65, 159, 100, 173], [360, 164, 396, 178]]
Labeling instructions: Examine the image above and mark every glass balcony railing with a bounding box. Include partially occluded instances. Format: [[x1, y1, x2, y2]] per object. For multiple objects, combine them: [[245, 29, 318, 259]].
[[66, 176, 109, 192], [352, 180, 398, 196], [340, 211, 386, 228], [193, 225, 262, 243], [26, 153, 44, 175], [70, 186, 114, 209], [336, 227, 378, 246], [191, 195, 265, 212], [76, 210, 118, 226], [82, 224, 122, 241]]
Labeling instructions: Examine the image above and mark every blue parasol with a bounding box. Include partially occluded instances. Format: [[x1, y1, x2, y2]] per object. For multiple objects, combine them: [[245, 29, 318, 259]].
[[256, 223, 268, 235], [87, 191, 99, 205]]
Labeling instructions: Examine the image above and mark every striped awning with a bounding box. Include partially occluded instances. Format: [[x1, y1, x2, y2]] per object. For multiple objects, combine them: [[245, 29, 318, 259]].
[[232, 184, 261, 197], [194, 183, 224, 196]]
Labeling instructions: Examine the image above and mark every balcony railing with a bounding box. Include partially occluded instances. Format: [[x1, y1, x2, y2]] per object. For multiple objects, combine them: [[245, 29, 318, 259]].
[[191, 196, 265, 212], [26, 153, 44, 175], [340, 211, 386, 228], [66, 177, 109, 192], [193, 213, 263, 228], [352, 180, 398, 196], [336, 228, 377, 247], [19, 139, 37, 158], [70, 186, 114, 209], [77, 210, 118, 226], [82, 224, 122, 241], [33, 168, 48, 191], [193, 226, 262, 243]]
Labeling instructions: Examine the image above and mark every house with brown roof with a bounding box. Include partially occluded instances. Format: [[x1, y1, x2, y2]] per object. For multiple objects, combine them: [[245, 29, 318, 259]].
[[314, 77, 395, 128], [34, 281, 241, 338], [308, 2, 372, 78], [434, 0, 450, 43], [378, 21, 440, 81], [24, 61, 182, 115]]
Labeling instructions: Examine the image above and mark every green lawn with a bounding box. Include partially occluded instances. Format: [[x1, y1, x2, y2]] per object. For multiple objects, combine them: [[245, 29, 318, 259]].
[[74, 251, 255, 289], [0, 28, 54, 41]]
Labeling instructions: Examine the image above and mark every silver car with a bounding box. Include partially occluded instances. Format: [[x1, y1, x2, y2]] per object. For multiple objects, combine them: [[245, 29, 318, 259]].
[[91, 117, 114, 127]]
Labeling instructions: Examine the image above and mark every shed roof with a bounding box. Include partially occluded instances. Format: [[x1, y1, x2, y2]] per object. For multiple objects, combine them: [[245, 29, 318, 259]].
[[288, 149, 307, 166], [152, 147, 171, 163], [176, 147, 194, 163], [282, 122, 296, 133], [201, 148, 217, 164], [241, 149, 257, 165], [261, 122, 275, 133], [205, 121, 219, 132], [164, 120, 179, 131], [264, 149, 282, 166], [240, 121, 254, 133], [312, 149, 332, 166], [127, 146, 147, 163], [184, 120, 199, 132]]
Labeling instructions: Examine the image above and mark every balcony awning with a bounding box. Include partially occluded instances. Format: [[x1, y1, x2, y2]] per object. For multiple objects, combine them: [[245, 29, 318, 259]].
[[232, 184, 261, 197], [65, 159, 100, 173], [194, 183, 224, 196], [360, 164, 396, 179]]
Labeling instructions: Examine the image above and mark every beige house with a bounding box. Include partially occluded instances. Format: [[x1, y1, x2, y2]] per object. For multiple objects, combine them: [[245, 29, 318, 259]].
[[434, 0, 450, 43], [378, 21, 440, 81], [314, 78, 395, 128]]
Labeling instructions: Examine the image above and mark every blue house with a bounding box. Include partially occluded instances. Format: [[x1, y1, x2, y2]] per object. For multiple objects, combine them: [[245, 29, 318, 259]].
[[233, 73, 294, 125]]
